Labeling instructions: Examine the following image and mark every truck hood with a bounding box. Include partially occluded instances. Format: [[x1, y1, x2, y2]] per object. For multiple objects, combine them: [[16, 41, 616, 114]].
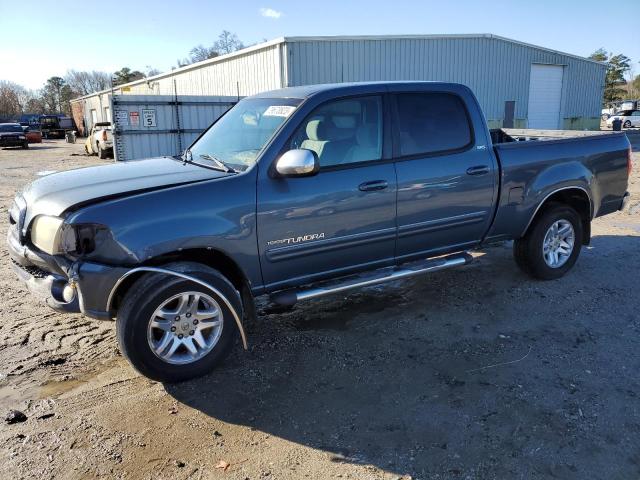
[[19, 156, 226, 225]]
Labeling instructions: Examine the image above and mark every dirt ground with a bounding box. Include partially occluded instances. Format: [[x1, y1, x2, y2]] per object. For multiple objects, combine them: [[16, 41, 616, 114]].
[[0, 136, 639, 480]]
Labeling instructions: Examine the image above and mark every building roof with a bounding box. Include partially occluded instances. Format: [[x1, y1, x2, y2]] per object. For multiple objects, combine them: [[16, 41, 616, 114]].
[[253, 81, 461, 99], [71, 34, 605, 103]]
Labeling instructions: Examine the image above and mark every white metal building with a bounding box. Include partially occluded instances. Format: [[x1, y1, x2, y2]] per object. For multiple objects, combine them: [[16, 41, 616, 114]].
[[71, 34, 606, 155]]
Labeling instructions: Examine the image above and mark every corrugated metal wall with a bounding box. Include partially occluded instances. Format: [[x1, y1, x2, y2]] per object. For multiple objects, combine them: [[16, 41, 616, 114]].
[[110, 94, 236, 161], [122, 43, 282, 97], [72, 35, 606, 135], [284, 36, 606, 128]]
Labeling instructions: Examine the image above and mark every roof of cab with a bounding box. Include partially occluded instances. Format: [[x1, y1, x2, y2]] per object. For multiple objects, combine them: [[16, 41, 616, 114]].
[[253, 81, 463, 99]]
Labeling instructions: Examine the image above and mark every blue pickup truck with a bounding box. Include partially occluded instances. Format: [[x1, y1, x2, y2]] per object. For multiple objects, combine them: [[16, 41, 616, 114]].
[[8, 82, 631, 382]]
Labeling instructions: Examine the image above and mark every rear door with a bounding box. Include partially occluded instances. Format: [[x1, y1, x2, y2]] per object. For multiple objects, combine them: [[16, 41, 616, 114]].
[[391, 89, 497, 260], [257, 95, 397, 290]]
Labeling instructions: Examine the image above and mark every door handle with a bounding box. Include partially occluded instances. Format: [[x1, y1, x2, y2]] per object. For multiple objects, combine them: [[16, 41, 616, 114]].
[[359, 180, 389, 192], [466, 165, 490, 176]]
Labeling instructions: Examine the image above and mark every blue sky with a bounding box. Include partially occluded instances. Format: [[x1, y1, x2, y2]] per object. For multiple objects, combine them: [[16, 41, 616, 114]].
[[1, 0, 639, 89]]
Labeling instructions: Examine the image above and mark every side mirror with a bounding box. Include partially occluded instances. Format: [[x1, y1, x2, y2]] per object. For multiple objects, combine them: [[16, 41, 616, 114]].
[[275, 149, 319, 177]]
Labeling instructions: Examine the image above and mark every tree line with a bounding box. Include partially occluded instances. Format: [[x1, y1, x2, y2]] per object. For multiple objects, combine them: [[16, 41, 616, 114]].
[[0, 66, 159, 119], [0, 31, 246, 120], [589, 49, 640, 103]]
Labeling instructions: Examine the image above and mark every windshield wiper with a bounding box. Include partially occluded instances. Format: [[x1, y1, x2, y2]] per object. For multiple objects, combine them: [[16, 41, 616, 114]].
[[198, 153, 237, 173]]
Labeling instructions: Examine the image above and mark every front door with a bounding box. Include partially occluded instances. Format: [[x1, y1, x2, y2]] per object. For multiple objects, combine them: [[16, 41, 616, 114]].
[[392, 91, 497, 260], [257, 95, 397, 290]]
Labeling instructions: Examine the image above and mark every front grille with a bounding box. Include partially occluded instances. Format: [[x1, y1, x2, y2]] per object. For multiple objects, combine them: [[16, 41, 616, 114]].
[[10, 258, 49, 279]]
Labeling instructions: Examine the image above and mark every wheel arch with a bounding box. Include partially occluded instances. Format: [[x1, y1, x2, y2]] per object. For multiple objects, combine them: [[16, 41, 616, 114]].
[[108, 247, 255, 322], [521, 187, 592, 244]]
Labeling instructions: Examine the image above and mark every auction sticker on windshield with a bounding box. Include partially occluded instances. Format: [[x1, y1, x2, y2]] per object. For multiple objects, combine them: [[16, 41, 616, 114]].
[[264, 105, 296, 117]]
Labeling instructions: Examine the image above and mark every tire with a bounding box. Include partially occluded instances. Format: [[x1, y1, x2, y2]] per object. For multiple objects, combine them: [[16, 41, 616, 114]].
[[22, 142, 29, 149], [116, 264, 241, 382], [84, 144, 90, 155], [98, 145, 106, 159], [513, 203, 583, 280], [624, 120, 632, 128]]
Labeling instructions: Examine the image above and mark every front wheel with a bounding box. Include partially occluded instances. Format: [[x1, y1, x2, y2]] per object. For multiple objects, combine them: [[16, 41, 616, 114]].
[[116, 267, 241, 382], [513, 204, 583, 280], [624, 120, 632, 128], [22, 142, 29, 149]]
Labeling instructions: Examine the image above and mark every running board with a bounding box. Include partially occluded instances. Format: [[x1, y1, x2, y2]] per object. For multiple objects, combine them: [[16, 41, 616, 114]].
[[269, 252, 473, 307]]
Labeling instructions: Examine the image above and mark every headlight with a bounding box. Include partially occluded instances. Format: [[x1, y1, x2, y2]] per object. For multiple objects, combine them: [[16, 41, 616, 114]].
[[19, 135, 25, 139], [30, 215, 64, 254], [30, 217, 105, 256]]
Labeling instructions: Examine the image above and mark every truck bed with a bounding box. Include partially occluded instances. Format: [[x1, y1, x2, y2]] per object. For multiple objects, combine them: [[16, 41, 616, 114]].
[[486, 130, 630, 242], [490, 128, 620, 144]]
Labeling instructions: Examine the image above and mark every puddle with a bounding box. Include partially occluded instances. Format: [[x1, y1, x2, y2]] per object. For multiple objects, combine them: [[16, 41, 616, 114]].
[[39, 377, 89, 398], [0, 359, 119, 410], [38, 358, 120, 399]]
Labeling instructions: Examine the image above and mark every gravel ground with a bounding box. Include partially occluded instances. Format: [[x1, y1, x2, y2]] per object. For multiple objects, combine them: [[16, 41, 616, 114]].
[[0, 136, 639, 480]]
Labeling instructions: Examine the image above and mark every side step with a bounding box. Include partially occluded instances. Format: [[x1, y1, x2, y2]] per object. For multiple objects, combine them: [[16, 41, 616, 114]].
[[269, 252, 473, 307]]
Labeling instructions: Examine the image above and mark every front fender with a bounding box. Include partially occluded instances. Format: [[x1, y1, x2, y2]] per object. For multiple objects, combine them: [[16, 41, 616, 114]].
[[64, 171, 261, 287]]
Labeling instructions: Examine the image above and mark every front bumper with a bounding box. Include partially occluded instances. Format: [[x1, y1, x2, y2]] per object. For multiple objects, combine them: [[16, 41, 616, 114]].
[[0, 138, 26, 147], [7, 226, 128, 320]]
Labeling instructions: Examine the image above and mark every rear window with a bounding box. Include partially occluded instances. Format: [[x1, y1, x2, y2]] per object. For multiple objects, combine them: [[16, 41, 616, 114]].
[[394, 93, 472, 157]]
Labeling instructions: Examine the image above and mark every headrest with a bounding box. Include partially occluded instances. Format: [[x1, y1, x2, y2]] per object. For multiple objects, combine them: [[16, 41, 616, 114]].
[[306, 117, 328, 141], [356, 124, 377, 147], [332, 115, 357, 129]]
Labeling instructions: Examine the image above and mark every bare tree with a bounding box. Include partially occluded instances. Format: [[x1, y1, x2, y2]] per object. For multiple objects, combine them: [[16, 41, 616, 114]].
[[0, 81, 46, 117], [214, 30, 244, 55], [144, 66, 161, 77], [64, 70, 111, 96], [0, 81, 23, 117], [189, 45, 219, 63], [177, 31, 244, 67]]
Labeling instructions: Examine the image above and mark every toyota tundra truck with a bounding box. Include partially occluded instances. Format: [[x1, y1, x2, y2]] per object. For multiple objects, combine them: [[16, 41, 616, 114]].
[[7, 82, 632, 382]]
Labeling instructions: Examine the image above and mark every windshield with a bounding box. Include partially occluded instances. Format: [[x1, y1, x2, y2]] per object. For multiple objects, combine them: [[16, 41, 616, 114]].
[[0, 124, 24, 133], [188, 97, 301, 171]]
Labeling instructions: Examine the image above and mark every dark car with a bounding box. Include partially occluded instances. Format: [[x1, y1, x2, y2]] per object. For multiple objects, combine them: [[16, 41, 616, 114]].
[[0, 123, 29, 149], [8, 82, 631, 382]]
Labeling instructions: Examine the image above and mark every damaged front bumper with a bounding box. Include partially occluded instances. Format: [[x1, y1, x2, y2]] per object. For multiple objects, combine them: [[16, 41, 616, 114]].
[[7, 225, 128, 320]]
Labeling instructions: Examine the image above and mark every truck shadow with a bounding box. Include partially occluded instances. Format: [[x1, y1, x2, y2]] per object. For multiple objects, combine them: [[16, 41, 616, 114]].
[[165, 233, 640, 478]]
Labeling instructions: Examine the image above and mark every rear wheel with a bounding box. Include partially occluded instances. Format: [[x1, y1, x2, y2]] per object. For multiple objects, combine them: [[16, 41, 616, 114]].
[[116, 266, 241, 382], [22, 142, 28, 149], [513, 204, 583, 280], [624, 120, 632, 128], [98, 145, 107, 159]]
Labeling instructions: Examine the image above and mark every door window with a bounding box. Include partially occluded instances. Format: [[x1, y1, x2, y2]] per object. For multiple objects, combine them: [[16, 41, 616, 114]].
[[289, 96, 383, 168], [394, 93, 472, 157]]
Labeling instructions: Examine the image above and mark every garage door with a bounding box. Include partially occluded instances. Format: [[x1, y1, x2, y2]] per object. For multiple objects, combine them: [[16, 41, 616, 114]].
[[527, 64, 564, 129]]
